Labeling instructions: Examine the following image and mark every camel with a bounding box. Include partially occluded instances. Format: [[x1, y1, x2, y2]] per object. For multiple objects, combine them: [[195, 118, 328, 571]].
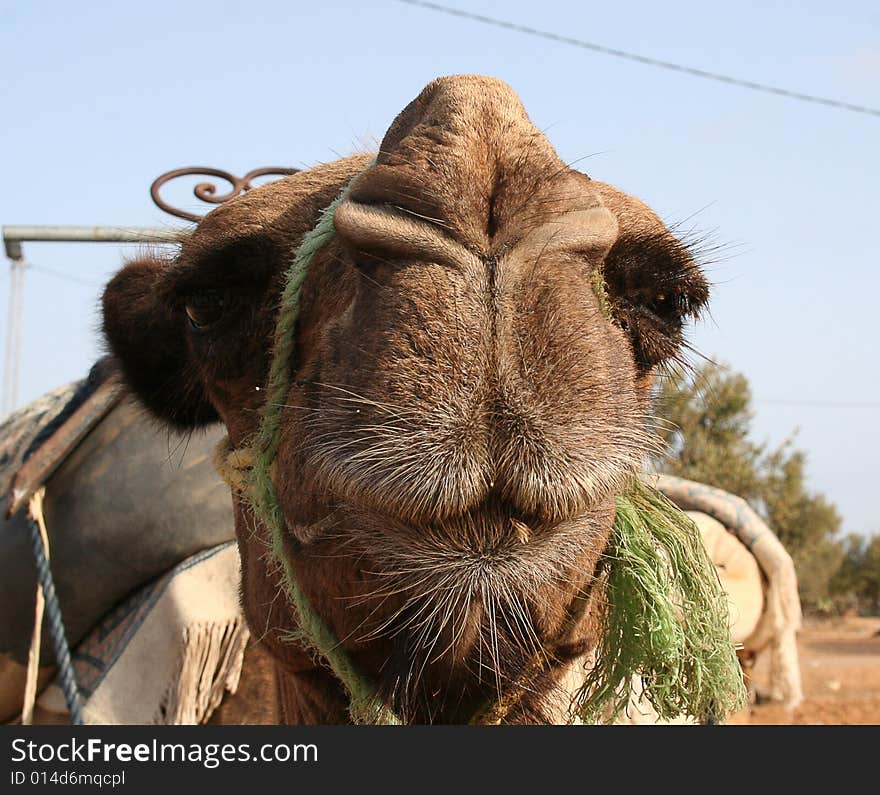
[[9, 75, 749, 724]]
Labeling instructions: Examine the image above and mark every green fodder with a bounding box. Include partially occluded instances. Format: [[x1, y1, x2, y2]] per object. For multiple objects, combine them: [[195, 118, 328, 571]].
[[575, 478, 748, 724]]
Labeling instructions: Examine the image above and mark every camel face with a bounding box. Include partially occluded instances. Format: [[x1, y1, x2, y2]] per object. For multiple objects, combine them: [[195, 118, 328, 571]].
[[102, 76, 709, 721]]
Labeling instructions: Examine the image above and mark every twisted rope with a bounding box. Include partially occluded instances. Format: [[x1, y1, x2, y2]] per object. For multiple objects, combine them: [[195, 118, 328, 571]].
[[240, 163, 400, 724], [25, 491, 83, 725]]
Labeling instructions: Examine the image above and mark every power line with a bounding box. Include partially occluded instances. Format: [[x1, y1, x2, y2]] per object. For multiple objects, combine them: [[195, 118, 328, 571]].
[[397, 0, 880, 119], [28, 263, 102, 288], [756, 399, 880, 409]]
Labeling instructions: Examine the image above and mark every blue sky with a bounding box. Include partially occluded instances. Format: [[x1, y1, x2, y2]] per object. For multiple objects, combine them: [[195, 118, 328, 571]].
[[1, 0, 878, 536]]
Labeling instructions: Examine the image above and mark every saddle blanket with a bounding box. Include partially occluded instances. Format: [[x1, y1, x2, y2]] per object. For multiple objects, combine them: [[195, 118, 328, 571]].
[[37, 542, 249, 724]]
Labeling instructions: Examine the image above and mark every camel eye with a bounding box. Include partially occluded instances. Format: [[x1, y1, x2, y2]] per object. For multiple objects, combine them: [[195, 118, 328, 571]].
[[645, 286, 691, 321], [185, 288, 227, 331]]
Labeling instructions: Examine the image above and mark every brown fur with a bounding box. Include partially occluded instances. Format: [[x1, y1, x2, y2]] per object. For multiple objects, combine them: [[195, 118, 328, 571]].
[[102, 76, 708, 724]]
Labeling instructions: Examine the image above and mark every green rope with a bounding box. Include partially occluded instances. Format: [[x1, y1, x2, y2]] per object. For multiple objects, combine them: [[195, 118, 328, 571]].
[[245, 165, 400, 725], [242, 162, 746, 725]]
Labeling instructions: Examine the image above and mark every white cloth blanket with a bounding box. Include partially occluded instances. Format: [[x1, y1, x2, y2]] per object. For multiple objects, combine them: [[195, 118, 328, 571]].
[[37, 542, 249, 725], [653, 474, 804, 710]]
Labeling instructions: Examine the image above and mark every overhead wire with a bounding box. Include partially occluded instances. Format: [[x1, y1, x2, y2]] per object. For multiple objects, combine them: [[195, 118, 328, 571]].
[[27, 263, 103, 288], [397, 0, 880, 118]]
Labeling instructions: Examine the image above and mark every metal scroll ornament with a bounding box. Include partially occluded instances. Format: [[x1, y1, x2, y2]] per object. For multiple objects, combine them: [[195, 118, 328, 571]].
[[150, 167, 300, 222]]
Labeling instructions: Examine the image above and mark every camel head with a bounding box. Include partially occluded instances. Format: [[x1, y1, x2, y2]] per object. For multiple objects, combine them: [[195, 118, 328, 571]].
[[102, 75, 710, 723]]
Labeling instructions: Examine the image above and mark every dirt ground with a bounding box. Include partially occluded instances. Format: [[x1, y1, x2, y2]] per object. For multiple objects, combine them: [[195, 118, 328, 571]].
[[729, 615, 880, 725]]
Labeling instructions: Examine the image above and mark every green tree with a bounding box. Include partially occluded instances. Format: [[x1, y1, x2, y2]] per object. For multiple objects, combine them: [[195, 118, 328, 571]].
[[757, 444, 843, 611], [859, 535, 880, 613], [832, 534, 880, 615], [652, 361, 844, 612], [652, 361, 761, 498]]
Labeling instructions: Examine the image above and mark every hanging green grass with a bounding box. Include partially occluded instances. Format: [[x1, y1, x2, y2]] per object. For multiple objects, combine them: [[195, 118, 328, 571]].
[[575, 478, 747, 723]]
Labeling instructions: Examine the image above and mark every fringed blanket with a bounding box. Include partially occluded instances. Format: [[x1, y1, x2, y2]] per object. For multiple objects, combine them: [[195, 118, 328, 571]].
[[37, 543, 249, 725], [654, 474, 804, 710]]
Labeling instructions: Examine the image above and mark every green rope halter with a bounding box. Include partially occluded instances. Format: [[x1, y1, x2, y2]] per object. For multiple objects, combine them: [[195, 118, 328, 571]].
[[242, 165, 746, 725]]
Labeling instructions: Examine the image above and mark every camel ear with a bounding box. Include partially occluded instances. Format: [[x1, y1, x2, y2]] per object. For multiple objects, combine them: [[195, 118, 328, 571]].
[[102, 255, 218, 429]]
